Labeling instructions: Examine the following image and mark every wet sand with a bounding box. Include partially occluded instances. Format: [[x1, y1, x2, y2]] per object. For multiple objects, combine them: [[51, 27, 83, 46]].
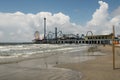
[[0, 47, 84, 80], [56, 45, 120, 80], [0, 56, 81, 80], [0, 59, 81, 80]]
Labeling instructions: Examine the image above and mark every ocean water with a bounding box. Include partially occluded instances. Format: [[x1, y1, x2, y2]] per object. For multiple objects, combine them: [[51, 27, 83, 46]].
[[0, 44, 93, 63], [0, 44, 87, 57]]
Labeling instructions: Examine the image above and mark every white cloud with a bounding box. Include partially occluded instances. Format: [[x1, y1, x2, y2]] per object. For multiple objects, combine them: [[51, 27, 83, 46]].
[[0, 31, 3, 38], [0, 12, 82, 42], [87, 1, 108, 26], [86, 1, 120, 35], [112, 6, 120, 16]]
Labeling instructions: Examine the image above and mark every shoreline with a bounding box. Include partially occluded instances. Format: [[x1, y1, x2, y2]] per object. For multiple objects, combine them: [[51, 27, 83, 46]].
[[0, 44, 120, 80]]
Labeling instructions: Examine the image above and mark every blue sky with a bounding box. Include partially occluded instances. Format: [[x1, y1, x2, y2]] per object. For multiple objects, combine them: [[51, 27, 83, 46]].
[[0, 0, 120, 25], [0, 0, 120, 42]]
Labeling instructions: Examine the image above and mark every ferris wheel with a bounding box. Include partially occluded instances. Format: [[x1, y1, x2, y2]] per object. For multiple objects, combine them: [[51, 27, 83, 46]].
[[34, 31, 40, 40]]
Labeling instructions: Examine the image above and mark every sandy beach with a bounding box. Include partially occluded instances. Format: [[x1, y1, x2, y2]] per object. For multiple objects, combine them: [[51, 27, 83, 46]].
[[56, 45, 120, 80], [0, 44, 120, 80]]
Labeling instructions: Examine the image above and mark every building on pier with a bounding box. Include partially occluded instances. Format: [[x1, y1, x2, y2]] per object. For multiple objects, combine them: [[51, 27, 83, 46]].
[[84, 34, 113, 44]]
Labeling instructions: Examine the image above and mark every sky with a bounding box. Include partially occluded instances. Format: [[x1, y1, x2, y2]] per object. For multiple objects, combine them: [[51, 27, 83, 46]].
[[0, 0, 120, 42]]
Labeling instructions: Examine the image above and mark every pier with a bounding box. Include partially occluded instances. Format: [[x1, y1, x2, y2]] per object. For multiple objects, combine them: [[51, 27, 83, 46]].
[[33, 18, 120, 44], [34, 33, 119, 45]]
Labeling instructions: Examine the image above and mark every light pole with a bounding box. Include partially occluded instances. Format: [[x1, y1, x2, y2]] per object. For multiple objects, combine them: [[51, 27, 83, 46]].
[[112, 25, 115, 69]]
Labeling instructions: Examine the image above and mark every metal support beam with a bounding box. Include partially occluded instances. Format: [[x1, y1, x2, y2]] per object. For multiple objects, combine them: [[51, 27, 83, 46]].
[[55, 27, 57, 40], [44, 18, 46, 40]]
